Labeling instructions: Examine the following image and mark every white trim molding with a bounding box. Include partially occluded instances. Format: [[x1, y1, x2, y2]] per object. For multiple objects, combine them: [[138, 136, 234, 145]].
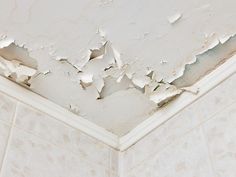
[[119, 55, 236, 151], [0, 55, 235, 151], [0, 76, 120, 149]]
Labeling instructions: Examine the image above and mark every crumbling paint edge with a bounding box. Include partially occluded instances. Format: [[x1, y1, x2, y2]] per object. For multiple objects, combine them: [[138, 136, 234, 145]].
[[0, 54, 235, 151], [0, 75, 120, 149], [119, 54, 236, 151]]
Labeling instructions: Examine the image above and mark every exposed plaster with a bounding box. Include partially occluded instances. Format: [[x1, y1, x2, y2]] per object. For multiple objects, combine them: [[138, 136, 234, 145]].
[[0, 57, 36, 85], [0, 31, 235, 134], [0, 37, 38, 86], [173, 33, 236, 87], [148, 83, 183, 107], [89, 42, 106, 60], [1, 0, 236, 135]]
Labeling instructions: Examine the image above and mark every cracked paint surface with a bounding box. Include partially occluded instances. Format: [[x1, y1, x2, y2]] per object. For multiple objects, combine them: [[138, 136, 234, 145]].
[[0, 0, 236, 135]]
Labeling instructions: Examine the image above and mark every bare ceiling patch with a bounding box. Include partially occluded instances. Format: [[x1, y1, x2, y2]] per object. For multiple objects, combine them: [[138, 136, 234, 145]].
[[1, 30, 236, 135], [1, 0, 236, 135], [0, 37, 38, 86]]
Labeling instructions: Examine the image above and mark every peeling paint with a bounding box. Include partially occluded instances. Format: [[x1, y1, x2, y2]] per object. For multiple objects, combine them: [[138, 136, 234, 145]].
[[100, 75, 133, 98], [41, 70, 51, 75], [168, 13, 182, 24], [0, 57, 36, 85], [172, 33, 236, 87], [0, 38, 15, 48], [160, 60, 168, 64], [1, 32, 234, 109], [89, 42, 107, 60], [72, 41, 124, 98], [79, 73, 93, 89], [0, 37, 38, 86], [1, 31, 235, 133], [1, 0, 236, 135], [149, 83, 183, 107], [181, 86, 199, 94]]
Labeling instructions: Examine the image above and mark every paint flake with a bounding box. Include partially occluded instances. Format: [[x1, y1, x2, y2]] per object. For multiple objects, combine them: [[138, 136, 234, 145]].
[[168, 13, 182, 24], [0, 56, 37, 85], [0, 38, 14, 48], [79, 73, 93, 84], [1, 28, 234, 119], [0, 38, 38, 85], [41, 70, 51, 75], [160, 60, 168, 64], [89, 42, 107, 60], [132, 76, 151, 88], [181, 86, 199, 94], [172, 33, 236, 87], [149, 83, 183, 106]]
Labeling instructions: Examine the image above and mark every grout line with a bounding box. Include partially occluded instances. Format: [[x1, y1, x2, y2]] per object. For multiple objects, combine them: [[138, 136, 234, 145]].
[[119, 56, 236, 150], [122, 100, 236, 174], [7, 118, 117, 174], [0, 102, 18, 177], [0, 54, 235, 151], [200, 125, 218, 177], [118, 152, 124, 177], [109, 148, 112, 177]]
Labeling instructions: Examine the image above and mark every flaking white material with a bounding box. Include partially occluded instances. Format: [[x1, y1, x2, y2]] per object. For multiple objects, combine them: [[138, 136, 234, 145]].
[[0, 0, 236, 135]]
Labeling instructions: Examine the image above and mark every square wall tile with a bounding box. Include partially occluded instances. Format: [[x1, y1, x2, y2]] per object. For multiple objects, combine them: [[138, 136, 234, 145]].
[[14, 103, 116, 171], [122, 73, 236, 173], [126, 128, 214, 177], [203, 103, 236, 177], [0, 127, 113, 177], [0, 122, 11, 168], [0, 92, 17, 124]]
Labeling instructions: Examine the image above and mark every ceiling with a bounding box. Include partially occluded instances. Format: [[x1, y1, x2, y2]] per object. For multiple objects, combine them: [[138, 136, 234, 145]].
[[0, 0, 235, 136]]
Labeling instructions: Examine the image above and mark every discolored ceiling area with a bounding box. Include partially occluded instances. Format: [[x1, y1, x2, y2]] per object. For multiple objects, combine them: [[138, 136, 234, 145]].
[[0, 0, 236, 135]]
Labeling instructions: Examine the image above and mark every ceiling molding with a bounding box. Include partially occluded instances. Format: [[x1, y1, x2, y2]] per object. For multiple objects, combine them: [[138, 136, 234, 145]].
[[119, 55, 236, 151], [0, 76, 119, 149], [0, 54, 235, 151]]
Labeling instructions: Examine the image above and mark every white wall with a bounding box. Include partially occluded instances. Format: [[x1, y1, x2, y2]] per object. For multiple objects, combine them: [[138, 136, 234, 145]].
[[0, 73, 235, 177], [121, 73, 236, 177], [0, 92, 118, 177]]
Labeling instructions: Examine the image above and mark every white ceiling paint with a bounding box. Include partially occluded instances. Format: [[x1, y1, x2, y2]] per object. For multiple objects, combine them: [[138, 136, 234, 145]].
[[0, 0, 235, 135]]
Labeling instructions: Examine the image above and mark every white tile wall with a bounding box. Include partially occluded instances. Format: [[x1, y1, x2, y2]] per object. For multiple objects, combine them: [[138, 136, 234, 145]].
[[1, 128, 112, 177], [0, 122, 11, 168], [0, 93, 16, 170], [203, 103, 236, 177], [126, 128, 215, 177], [14, 103, 114, 169], [0, 93, 16, 124], [121, 74, 236, 177], [0, 73, 236, 177], [0, 92, 118, 177]]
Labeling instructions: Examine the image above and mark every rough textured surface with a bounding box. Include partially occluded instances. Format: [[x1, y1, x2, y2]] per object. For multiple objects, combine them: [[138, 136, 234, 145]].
[[0, 0, 236, 135], [0, 93, 118, 177], [120, 73, 236, 177]]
